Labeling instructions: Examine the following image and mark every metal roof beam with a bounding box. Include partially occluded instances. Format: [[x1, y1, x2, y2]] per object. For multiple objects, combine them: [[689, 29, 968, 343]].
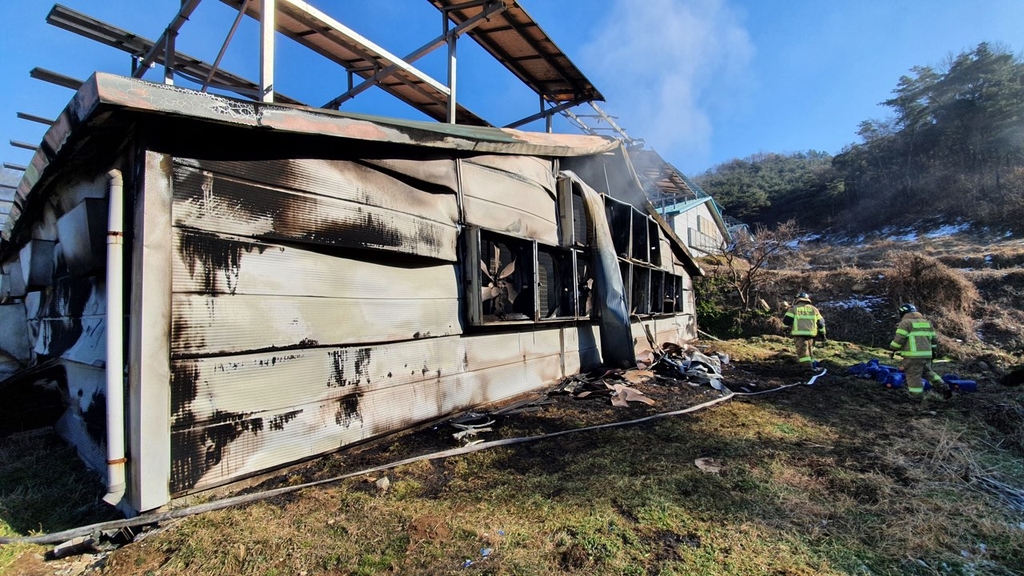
[[219, 0, 488, 124], [17, 112, 54, 126], [29, 67, 84, 90], [3, 163, 27, 172], [504, 98, 586, 129], [132, 0, 204, 79], [323, 0, 505, 110], [46, 5, 304, 105], [201, 0, 250, 92], [429, 0, 602, 103], [9, 141, 37, 151]]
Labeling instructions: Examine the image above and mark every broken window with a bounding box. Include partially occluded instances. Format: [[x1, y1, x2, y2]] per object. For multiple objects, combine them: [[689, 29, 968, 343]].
[[600, 194, 674, 317], [465, 229, 535, 324], [605, 196, 632, 259], [537, 246, 576, 320], [674, 275, 685, 313], [557, 177, 590, 248], [651, 271, 665, 314], [576, 250, 594, 317], [631, 209, 649, 262], [466, 228, 592, 325], [631, 265, 651, 315], [648, 218, 661, 267]]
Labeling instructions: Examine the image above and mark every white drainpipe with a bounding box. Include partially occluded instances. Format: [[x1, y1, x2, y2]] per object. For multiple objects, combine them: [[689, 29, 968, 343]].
[[103, 169, 126, 506]]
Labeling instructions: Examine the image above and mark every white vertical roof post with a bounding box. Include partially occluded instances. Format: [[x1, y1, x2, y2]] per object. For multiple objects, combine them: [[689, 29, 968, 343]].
[[163, 29, 176, 85], [543, 95, 552, 133], [446, 15, 457, 124], [260, 0, 275, 102]]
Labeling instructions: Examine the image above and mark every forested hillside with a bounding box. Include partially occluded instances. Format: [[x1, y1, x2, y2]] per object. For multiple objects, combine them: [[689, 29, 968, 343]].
[[697, 43, 1024, 233]]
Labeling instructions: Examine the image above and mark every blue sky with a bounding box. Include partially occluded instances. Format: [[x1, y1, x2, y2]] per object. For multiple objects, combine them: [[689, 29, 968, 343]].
[[0, 0, 1021, 177]]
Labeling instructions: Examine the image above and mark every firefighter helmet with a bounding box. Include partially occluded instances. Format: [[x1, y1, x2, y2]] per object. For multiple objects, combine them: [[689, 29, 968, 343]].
[[898, 303, 917, 315], [795, 291, 810, 300]]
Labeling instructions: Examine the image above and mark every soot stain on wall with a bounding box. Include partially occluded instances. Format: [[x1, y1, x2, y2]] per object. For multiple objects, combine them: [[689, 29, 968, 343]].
[[334, 392, 363, 429], [328, 349, 348, 388], [178, 230, 267, 295], [82, 389, 106, 446], [175, 163, 447, 258], [37, 277, 94, 359], [269, 410, 303, 431], [170, 408, 264, 494], [328, 348, 373, 388]]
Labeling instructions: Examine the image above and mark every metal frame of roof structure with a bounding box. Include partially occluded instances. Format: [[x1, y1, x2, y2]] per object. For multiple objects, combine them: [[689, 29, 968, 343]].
[[38, 0, 602, 131], [46, 4, 305, 106], [217, 0, 494, 125], [29, 67, 84, 91], [425, 0, 603, 130], [627, 148, 711, 209], [16, 112, 54, 127], [563, 101, 643, 148]]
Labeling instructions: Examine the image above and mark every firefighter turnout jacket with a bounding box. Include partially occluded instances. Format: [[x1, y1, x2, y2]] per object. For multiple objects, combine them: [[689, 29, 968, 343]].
[[783, 298, 825, 337], [889, 311, 937, 358]]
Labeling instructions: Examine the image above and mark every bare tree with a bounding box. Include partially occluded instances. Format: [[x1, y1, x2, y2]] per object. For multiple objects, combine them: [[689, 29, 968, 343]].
[[719, 219, 800, 310]]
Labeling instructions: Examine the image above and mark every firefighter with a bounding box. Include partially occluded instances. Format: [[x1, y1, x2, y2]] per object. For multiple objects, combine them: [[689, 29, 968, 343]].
[[782, 292, 826, 370], [888, 303, 952, 400]]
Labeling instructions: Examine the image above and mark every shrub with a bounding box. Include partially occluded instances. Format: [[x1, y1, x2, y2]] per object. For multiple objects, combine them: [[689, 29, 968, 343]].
[[883, 252, 979, 341]]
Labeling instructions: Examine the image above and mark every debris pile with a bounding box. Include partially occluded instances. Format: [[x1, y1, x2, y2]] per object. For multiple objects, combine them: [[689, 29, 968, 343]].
[[441, 343, 733, 446]]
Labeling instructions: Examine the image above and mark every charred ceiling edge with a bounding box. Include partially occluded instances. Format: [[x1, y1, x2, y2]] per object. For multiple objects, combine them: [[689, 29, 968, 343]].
[[0, 73, 619, 254]]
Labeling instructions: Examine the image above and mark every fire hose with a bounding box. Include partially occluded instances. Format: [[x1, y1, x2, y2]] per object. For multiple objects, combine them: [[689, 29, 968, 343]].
[[0, 371, 824, 546]]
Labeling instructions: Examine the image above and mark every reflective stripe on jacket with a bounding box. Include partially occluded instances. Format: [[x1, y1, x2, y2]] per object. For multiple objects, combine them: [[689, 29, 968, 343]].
[[783, 302, 823, 337], [889, 312, 936, 358]]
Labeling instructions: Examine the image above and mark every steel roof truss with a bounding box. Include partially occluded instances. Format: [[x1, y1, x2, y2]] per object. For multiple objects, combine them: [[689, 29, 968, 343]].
[[323, 0, 506, 110]]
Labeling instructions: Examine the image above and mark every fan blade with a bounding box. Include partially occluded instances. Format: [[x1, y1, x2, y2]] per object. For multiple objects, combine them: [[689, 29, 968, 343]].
[[480, 259, 492, 282], [506, 281, 519, 304], [498, 258, 516, 279], [481, 284, 497, 302]]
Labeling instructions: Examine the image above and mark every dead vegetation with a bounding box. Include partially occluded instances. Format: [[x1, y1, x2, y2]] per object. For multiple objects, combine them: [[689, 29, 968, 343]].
[[4, 230, 1024, 575], [701, 229, 1024, 361], [2, 335, 1024, 576]]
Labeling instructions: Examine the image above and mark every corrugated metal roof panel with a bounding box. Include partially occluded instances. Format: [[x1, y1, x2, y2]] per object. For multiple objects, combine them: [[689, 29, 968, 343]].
[[429, 0, 603, 103]]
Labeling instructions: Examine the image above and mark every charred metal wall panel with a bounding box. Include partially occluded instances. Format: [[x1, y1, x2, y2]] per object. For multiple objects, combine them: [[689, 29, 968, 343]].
[[461, 156, 559, 244], [53, 361, 108, 473], [128, 151, 174, 512], [32, 276, 106, 367], [169, 329, 565, 493], [0, 259, 26, 298], [170, 230, 460, 356], [55, 198, 107, 278], [172, 161, 458, 262], [0, 304, 30, 378], [19, 240, 55, 289]]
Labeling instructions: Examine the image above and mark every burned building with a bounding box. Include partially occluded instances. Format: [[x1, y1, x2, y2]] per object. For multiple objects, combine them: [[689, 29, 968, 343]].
[[0, 72, 702, 513]]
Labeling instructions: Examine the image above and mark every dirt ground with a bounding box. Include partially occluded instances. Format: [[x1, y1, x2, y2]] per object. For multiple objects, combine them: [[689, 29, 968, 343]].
[[5, 337, 1021, 575]]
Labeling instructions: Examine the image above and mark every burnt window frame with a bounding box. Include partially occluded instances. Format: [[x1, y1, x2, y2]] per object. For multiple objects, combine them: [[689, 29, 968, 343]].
[[602, 194, 676, 318], [465, 227, 593, 326]]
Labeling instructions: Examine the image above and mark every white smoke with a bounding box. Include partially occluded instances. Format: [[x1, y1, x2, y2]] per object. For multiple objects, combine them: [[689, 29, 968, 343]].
[[579, 0, 754, 169]]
